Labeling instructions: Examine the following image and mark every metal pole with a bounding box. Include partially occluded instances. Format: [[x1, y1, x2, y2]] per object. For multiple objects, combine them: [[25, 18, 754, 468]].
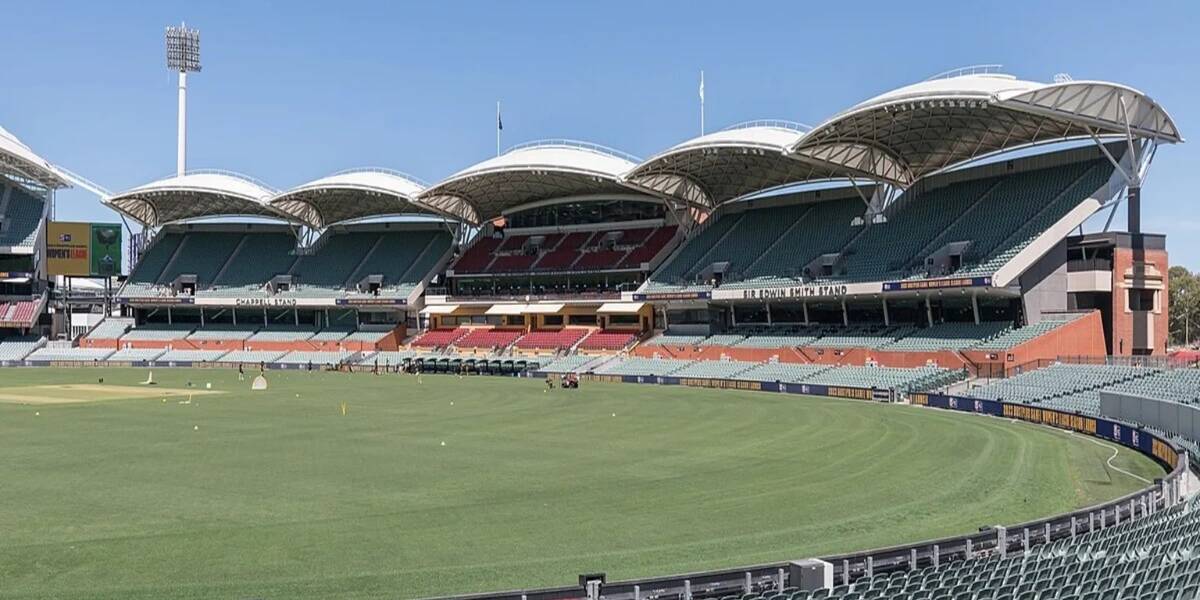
[[177, 70, 187, 176]]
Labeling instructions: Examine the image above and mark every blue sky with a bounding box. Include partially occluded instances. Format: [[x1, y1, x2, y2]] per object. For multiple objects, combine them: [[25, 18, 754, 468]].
[[2, 0, 1197, 268]]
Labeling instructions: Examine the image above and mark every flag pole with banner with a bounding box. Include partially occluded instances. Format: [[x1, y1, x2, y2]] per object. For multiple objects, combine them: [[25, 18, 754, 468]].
[[699, 70, 705, 136], [497, 101, 503, 157]]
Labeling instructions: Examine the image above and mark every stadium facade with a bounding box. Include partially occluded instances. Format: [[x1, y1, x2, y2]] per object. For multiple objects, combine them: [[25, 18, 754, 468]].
[[0, 69, 1184, 374]]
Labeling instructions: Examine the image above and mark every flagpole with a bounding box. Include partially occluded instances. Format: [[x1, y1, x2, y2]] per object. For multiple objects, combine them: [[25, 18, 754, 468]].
[[699, 70, 705, 136], [496, 101, 502, 157]]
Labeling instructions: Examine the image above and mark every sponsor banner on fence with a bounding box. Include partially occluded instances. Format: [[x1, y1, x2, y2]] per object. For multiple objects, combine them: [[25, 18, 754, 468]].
[[115, 296, 407, 308], [922, 393, 1178, 469], [631, 291, 712, 302], [335, 297, 408, 306], [118, 296, 195, 306], [0, 271, 34, 279], [881, 276, 992, 292]]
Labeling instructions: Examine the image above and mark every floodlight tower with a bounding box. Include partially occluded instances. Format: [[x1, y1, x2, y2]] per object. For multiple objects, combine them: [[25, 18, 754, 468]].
[[166, 23, 201, 177]]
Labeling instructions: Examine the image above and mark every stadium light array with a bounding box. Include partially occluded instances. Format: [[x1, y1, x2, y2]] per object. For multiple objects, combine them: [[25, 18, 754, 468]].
[[165, 23, 201, 177], [166, 25, 202, 73]]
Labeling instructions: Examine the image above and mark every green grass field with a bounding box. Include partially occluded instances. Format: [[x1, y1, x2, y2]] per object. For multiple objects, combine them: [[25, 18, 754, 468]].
[[0, 368, 1162, 600]]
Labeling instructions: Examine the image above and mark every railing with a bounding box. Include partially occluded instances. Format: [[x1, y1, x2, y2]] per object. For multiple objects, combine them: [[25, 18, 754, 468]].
[[503, 139, 642, 164], [327, 167, 431, 188], [923, 64, 1006, 81], [723, 120, 813, 133]]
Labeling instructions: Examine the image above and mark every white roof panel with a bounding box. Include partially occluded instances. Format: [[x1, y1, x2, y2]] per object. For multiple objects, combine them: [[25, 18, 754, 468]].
[[622, 122, 848, 208], [596, 302, 645, 314], [0, 125, 70, 189], [103, 170, 285, 226], [419, 304, 460, 315], [786, 71, 1182, 188], [419, 140, 647, 225], [523, 303, 565, 314], [269, 168, 455, 228], [485, 304, 528, 315]]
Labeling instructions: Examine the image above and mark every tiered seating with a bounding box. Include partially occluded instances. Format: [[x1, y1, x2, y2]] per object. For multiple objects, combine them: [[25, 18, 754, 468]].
[[342, 329, 393, 343], [801, 365, 957, 391], [573, 249, 626, 270], [969, 364, 1156, 411], [247, 327, 319, 342], [207, 233, 297, 295], [578, 329, 639, 351], [742, 493, 1200, 600], [410, 328, 468, 348], [452, 236, 502, 273], [699, 334, 747, 346], [883, 322, 1012, 351], [618, 226, 675, 268], [597, 358, 690, 376], [26, 347, 115, 361], [0, 335, 45, 360], [732, 326, 825, 349], [456, 226, 676, 275], [278, 350, 353, 365], [310, 328, 354, 342], [645, 215, 744, 291], [643, 333, 708, 346], [670, 360, 755, 379], [736, 363, 832, 382], [7, 300, 40, 323], [726, 200, 860, 287], [0, 186, 45, 248], [972, 318, 1078, 351], [120, 233, 185, 296], [515, 328, 588, 351], [837, 178, 997, 283], [187, 325, 259, 341], [534, 232, 590, 271], [120, 324, 195, 341], [159, 232, 245, 285], [812, 325, 910, 349], [455, 328, 524, 350], [540, 354, 599, 373], [1107, 369, 1200, 405], [86, 319, 133, 340], [220, 350, 287, 364], [490, 252, 539, 272], [933, 159, 1111, 278], [105, 348, 167, 362], [290, 232, 379, 290], [157, 349, 228, 362], [344, 230, 450, 296]]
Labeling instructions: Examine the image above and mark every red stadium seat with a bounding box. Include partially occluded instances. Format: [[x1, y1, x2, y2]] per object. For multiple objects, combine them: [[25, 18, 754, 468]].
[[514, 328, 589, 350], [577, 329, 638, 351]]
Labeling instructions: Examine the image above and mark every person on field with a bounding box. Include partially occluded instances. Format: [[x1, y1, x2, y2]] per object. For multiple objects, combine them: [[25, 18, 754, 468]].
[[238, 364, 245, 381]]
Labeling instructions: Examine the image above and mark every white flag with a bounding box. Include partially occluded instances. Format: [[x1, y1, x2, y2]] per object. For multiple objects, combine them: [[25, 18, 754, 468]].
[[699, 71, 705, 102]]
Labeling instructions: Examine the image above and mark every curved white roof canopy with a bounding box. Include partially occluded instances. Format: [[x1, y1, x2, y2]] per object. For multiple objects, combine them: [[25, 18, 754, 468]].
[[269, 169, 455, 229], [785, 73, 1183, 188], [622, 122, 854, 208], [418, 141, 648, 226], [103, 171, 285, 226], [0, 125, 70, 189]]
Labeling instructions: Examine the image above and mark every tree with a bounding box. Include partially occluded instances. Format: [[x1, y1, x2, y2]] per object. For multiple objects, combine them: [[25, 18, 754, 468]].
[[1168, 266, 1200, 347]]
